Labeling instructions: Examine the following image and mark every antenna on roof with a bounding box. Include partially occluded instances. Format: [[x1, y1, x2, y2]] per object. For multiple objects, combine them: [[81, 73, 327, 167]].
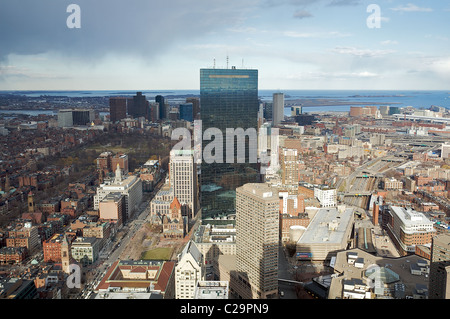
[[242, 58, 244, 69], [213, 58, 216, 69], [226, 55, 229, 69]]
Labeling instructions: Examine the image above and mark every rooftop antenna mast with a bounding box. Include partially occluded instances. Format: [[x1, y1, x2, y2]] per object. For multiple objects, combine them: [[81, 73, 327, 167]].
[[242, 58, 244, 69], [226, 55, 229, 69], [213, 58, 216, 69]]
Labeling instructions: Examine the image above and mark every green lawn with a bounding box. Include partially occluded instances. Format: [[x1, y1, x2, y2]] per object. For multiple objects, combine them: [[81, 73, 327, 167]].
[[140, 247, 173, 261]]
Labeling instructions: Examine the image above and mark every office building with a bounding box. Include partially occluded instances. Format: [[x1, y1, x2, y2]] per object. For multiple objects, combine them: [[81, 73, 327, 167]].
[[235, 183, 279, 299], [272, 92, 284, 126], [179, 103, 194, 122], [109, 97, 128, 123], [99, 193, 126, 225], [314, 186, 337, 207], [169, 149, 197, 219], [192, 224, 236, 276], [175, 241, 204, 299], [200, 67, 260, 224], [150, 186, 175, 218], [94, 164, 142, 220], [0, 278, 38, 299], [442, 143, 450, 159], [291, 105, 302, 116], [381, 206, 435, 256], [70, 237, 100, 265], [155, 95, 166, 120], [149, 102, 160, 122], [57, 109, 95, 127], [186, 97, 200, 120], [429, 234, 450, 299]]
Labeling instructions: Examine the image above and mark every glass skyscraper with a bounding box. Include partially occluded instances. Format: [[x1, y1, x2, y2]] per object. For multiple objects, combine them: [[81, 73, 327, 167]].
[[200, 67, 261, 225]]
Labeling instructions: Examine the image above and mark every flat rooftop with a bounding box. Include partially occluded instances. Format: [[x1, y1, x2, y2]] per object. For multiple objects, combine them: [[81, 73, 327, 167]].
[[298, 207, 354, 245]]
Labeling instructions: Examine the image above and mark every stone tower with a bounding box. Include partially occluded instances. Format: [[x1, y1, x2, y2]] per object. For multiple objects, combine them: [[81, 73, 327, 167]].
[[28, 191, 35, 213], [61, 234, 71, 274]]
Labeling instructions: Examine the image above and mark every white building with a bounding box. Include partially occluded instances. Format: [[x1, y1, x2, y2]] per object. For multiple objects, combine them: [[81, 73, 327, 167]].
[[386, 206, 435, 254], [175, 240, 205, 299], [442, 143, 450, 159], [314, 186, 337, 207], [94, 164, 142, 220], [169, 149, 197, 218]]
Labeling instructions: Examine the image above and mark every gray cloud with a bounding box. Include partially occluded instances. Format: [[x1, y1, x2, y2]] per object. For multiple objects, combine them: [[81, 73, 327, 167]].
[[293, 10, 314, 19], [0, 0, 256, 63]]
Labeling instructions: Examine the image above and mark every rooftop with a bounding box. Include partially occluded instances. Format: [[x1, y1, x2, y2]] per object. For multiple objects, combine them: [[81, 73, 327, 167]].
[[298, 207, 354, 245]]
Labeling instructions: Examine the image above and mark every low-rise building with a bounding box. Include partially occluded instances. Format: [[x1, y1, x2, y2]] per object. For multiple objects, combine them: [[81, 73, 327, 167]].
[[95, 259, 175, 299], [296, 206, 354, 261], [381, 205, 436, 256], [70, 237, 100, 266]]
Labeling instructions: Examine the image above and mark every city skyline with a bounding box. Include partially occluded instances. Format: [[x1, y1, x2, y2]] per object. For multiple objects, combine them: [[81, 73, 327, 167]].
[[0, 0, 449, 91]]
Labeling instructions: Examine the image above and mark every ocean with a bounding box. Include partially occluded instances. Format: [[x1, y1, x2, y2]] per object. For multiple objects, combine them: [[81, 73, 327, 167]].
[[1, 89, 449, 116]]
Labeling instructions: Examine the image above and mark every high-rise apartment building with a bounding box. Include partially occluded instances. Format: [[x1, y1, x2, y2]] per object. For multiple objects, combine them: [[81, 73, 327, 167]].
[[109, 97, 128, 123], [281, 148, 299, 189], [272, 92, 284, 126], [235, 183, 279, 299], [169, 149, 197, 219], [128, 92, 148, 119], [429, 234, 450, 299], [200, 67, 260, 224]]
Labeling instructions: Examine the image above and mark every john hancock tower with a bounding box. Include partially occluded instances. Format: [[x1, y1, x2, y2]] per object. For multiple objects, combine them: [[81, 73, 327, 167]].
[[199, 66, 261, 225]]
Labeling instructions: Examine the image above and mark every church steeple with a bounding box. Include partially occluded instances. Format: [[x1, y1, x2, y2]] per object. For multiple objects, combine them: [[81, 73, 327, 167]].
[[28, 191, 35, 213], [61, 234, 71, 274]]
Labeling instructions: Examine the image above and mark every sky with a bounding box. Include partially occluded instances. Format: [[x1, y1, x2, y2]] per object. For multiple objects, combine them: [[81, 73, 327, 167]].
[[0, 0, 449, 90]]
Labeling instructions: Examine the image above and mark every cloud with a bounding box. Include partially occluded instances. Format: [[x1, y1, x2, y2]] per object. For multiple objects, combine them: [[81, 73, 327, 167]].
[[0, 0, 258, 63], [287, 70, 379, 81], [331, 46, 396, 58], [327, 0, 361, 7], [264, 0, 321, 6], [284, 31, 351, 38], [390, 3, 433, 12], [380, 40, 398, 45], [293, 10, 314, 19]]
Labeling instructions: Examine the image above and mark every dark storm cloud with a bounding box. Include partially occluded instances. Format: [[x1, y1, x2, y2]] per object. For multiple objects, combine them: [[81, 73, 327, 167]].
[[0, 0, 255, 62]]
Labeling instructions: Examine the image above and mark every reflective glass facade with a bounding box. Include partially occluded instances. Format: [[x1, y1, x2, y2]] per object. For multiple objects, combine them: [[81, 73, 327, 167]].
[[200, 68, 261, 225]]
